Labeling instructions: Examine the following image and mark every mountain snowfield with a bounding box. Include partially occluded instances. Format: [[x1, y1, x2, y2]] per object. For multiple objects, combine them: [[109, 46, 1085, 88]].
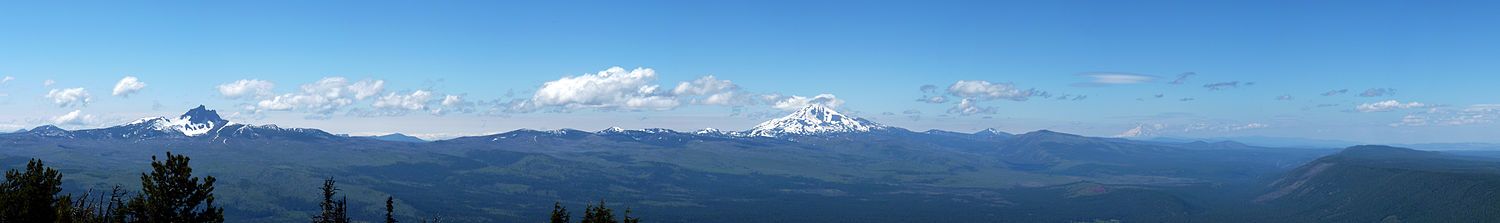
[[127, 105, 232, 137]]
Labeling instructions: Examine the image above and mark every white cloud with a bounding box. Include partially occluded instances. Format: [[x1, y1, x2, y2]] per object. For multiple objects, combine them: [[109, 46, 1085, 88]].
[[112, 76, 147, 97], [372, 90, 434, 110], [771, 94, 843, 111], [441, 95, 463, 107], [946, 80, 1039, 101], [43, 79, 55, 87], [46, 88, 91, 107], [1356, 100, 1426, 112], [51, 110, 95, 126], [1275, 95, 1294, 101], [523, 67, 680, 111], [430, 94, 476, 115], [0, 76, 13, 84], [672, 75, 736, 95], [672, 75, 743, 105], [248, 77, 387, 117], [347, 79, 385, 100], [947, 98, 997, 115], [217, 79, 276, 99]]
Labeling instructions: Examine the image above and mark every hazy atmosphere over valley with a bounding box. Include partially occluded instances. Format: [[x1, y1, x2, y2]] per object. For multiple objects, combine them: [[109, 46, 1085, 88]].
[[1, 1, 1499, 223]]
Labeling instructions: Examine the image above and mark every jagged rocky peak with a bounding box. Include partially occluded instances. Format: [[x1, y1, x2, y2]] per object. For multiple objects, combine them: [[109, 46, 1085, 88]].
[[160, 105, 230, 137], [180, 105, 229, 125], [114, 105, 234, 137], [746, 104, 888, 137]]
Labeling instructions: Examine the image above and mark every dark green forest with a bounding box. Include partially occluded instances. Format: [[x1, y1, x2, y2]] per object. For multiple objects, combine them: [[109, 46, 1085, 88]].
[[0, 152, 639, 223]]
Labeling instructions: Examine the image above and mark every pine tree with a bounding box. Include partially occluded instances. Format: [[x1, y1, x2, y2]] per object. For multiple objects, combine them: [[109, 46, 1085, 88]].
[[622, 208, 640, 223], [550, 202, 570, 223], [385, 196, 398, 223], [580, 199, 615, 223], [55, 186, 127, 223], [312, 178, 349, 223], [0, 159, 64, 222], [121, 152, 225, 223]]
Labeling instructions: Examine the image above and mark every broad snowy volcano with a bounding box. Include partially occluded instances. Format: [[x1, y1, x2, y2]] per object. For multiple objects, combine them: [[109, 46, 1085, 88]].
[[745, 104, 889, 137]]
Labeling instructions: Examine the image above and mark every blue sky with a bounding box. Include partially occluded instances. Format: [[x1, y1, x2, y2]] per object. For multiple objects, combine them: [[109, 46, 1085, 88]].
[[0, 0, 1497, 143]]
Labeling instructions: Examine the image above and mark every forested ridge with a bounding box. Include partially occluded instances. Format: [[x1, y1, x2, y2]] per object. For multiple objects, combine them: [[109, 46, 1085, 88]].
[[0, 152, 639, 223]]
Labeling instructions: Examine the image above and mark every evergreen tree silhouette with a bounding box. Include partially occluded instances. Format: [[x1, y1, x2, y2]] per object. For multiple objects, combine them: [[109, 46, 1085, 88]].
[[580, 199, 615, 223], [312, 178, 349, 223], [385, 196, 398, 223], [622, 208, 640, 223], [0, 159, 63, 222], [550, 202, 570, 223], [121, 152, 225, 223]]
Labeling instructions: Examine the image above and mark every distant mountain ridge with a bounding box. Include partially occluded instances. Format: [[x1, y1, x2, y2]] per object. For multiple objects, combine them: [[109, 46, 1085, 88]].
[[0, 105, 1405, 222], [362, 133, 427, 143], [1254, 145, 1500, 222], [12, 105, 339, 141]]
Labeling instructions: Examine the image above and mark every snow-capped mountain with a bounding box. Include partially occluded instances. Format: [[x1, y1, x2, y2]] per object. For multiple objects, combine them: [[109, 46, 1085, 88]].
[[1114, 124, 1163, 138], [126, 105, 232, 137], [744, 104, 889, 137], [11, 105, 339, 141]]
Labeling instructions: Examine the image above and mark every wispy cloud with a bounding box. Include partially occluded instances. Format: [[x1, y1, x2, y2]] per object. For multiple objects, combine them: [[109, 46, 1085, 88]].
[[1167, 72, 1196, 85], [916, 96, 948, 104], [946, 80, 1041, 101], [1202, 81, 1241, 90], [1391, 104, 1500, 127], [1275, 95, 1294, 101], [1358, 88, 1397, 97], [1184, 122, 1269, 132], [769, 93, 844, 111], [919, 84, 939, 94], [1073, 72, 1159, 87], [1321, 89, 1348, 96]]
